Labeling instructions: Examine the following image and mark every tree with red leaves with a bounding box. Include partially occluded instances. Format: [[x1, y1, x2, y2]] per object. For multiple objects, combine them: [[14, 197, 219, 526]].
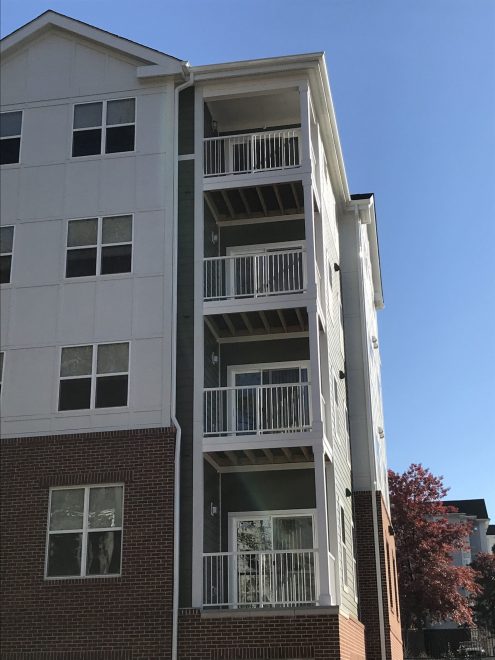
[[388, 463, 480, 633], [470, 553, 495, 633]]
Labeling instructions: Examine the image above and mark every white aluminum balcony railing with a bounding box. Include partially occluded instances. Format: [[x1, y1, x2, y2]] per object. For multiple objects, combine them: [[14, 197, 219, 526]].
[[204, 382, 311, 436], [204, 249, 306, 301], [203, 549, 319, 608], [204, 128, 301, 177]]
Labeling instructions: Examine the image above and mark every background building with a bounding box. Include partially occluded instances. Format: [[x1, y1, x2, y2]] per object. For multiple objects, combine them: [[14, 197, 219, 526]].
[[0, 11, 402, 660]]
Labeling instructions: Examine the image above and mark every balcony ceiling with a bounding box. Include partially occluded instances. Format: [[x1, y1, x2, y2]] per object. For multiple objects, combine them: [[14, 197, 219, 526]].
[[205, 181, 304, 222], [207, 90, 300, 133], [207, 445, 314, 468], [205, 307, 308, 339]]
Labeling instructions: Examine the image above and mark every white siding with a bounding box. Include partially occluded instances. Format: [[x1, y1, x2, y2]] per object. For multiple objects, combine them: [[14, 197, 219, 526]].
[[0, 30, 176, 436]]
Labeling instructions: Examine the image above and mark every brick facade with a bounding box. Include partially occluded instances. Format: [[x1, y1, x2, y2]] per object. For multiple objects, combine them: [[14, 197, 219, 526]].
[[178, 608, 365, 660], [353, 491, 403, 660], [0, 427, 176, 660]]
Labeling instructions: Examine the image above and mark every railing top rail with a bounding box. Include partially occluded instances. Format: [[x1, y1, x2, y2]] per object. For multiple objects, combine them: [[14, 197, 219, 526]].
[[204, 382, 310, 393], [204, 248, 306, 262], [204, 127, 302, 143], [204, 548, 319, 558]]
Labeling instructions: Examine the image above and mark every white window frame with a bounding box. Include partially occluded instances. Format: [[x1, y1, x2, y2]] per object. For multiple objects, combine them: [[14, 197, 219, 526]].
[[0, 110, 23, 166], [331, 369, 339, 445], [0, 224, 15, 285], [226, 240, 307, 298], [326, 255, 334, 323], [228, 361, 311, 435], [45, 483, 124, 580], [228, 360, 311, 388], [228, 508, 317, 606], [339, 502, 351, 591], [57, 341, 130, 412], [71, 98, 136, 158], [0, 351, 4, 398], [64, 214, 133, 280]]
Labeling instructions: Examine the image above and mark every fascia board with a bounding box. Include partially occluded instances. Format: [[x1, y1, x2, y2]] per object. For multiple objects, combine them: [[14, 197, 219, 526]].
[[193, 53, 351, 210], [190, 52, 325, 77], [1, 10, 185, 75]]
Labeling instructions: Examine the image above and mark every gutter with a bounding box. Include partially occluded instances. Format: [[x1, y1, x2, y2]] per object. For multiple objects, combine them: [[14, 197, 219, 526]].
[[171, 61, 194, 660]]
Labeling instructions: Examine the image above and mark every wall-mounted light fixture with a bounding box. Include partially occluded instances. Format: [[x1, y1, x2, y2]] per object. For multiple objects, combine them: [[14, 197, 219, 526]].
[[339, 370, 346, 380], [211, 120, 218, 134], [345, 488, 352, 498], [371, 335, 379, 349], [210, 502, 218, 517], [211, 231, 218, 245], [389, 525, 395, 536], [378, 426, 385, 439], [211, 352, 219, 366], [334, 263, 340, 272]]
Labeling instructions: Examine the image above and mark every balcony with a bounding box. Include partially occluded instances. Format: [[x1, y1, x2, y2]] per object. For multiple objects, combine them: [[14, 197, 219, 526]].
[[203, 548, 319, 608], [204, 248, 306, 302], [204, 128, 301, 178], [204, 382, 311, 437]]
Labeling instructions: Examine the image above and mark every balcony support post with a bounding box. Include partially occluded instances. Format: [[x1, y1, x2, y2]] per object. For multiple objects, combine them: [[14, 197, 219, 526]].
[[313, 442, 332, 606], [192, 83, 205, 609]]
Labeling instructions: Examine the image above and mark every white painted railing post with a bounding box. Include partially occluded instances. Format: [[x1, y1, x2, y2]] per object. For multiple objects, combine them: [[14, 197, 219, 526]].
[[192, 84, 205, 609]]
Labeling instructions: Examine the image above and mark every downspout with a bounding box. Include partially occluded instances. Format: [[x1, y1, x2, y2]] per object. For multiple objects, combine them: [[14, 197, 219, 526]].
[[171, 62, 194, 660], [355, 205, 387, 660]]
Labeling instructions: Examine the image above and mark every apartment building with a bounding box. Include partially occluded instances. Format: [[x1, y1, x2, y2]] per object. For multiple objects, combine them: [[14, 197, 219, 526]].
[[0, 11, 402, 660]]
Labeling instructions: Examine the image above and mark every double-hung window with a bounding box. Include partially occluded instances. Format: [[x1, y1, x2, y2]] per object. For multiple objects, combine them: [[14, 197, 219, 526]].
[[72, 98, 135, 157], [0, 226, 14, 284], [46, 485, 123, 578], [0, 351, 4, 397], [58, 342, 129, 411], [340, 505, 349, 587], [66, 215, 132, 278], [0, 111, 22, 165]]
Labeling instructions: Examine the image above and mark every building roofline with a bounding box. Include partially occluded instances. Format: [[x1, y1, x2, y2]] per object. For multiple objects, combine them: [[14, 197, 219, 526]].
[[443, 499, 489, 520], [0, 10, 186, 74]]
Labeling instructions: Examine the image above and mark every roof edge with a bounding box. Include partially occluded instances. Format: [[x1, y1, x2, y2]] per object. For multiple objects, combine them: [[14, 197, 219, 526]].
[[1, 10, 186, 74]]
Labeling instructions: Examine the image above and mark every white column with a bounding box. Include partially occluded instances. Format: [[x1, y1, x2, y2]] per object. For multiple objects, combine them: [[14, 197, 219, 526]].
[[314, 443, 332, 606], [191, 84, 205, 608]]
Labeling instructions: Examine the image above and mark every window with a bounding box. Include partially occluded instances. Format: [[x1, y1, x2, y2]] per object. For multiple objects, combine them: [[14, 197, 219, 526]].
[[0, 351, 4, 397], [0, 111, 22, 164], [72, 99, 135, 157], [58, 342, 129, 411], [0, 226, 14, 284], [46, 485, 123, 578], [66, 215, 132, 278], [340, 505, 349, 587]]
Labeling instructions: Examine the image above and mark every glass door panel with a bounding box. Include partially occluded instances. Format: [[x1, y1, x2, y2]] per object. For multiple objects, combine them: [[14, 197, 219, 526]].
[[234, 372, 261, 433], [236, 518, 272, 606], [233, 514, 315, 607], [273, 516, 315, 604]]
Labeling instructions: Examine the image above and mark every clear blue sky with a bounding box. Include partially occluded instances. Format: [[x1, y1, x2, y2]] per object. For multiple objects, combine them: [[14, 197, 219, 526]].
[[2, 0, 494, 516]]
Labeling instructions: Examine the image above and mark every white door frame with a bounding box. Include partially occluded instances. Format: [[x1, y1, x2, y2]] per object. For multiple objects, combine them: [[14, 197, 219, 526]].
[[228, 509, 317, 607]]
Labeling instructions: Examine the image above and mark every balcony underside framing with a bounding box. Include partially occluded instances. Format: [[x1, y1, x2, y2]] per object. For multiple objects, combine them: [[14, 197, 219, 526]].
[[205, 445, 314, 470]]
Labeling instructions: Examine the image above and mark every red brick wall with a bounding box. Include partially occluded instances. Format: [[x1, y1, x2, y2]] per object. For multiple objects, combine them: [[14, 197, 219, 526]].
[[353, 491, 404, 660], [0, 427, 176, 660], [178, 608, 365, 660]]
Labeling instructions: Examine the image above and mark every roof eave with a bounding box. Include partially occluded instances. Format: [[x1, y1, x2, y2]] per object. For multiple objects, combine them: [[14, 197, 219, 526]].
[[0, 10, 186, 75]]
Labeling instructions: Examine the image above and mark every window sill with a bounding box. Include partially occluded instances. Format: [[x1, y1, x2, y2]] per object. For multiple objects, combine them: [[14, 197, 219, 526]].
[[69, 150, 137, 162], [44, 574, 122, 584], [62, 272, 133, 284], [0, 163, 21, 170], [0, 282, 13, 289], [56, 406, 130, 417]]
